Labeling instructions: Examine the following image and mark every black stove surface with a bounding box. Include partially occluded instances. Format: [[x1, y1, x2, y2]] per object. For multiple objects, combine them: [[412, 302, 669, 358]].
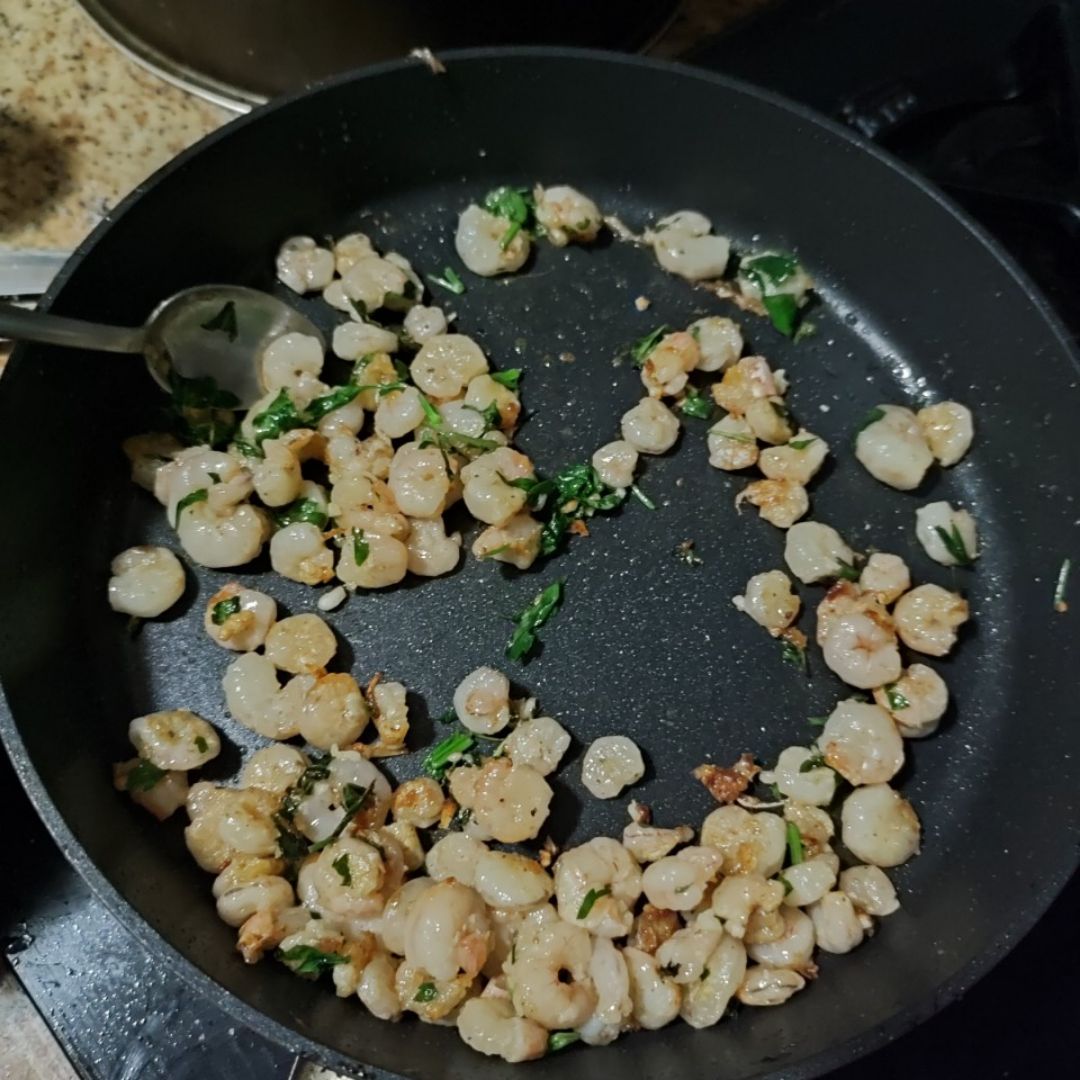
[[6, 3, 1078, 1077]]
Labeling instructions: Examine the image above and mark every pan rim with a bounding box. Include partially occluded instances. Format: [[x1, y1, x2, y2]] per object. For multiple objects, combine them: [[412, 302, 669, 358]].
[[2, 44, 1078, 1080]]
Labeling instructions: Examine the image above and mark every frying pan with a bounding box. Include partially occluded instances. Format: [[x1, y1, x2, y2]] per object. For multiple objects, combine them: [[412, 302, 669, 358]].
[[2, 49, 1078, 1080]]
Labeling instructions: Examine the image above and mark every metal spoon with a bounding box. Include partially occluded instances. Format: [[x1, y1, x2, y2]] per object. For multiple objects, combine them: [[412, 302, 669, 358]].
[[0, 285, 323, 407]]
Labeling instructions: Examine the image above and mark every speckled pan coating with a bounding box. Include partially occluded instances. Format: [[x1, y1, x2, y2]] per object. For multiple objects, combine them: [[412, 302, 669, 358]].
[[1, 49, 1078, 1080]]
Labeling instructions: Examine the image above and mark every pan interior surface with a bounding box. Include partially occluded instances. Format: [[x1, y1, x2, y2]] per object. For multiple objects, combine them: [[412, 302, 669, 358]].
[[0, 51, 1077, 1080]]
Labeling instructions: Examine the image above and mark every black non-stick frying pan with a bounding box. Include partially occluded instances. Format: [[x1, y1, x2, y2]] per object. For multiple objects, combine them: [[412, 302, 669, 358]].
[[2, 50, 1078, 1080]]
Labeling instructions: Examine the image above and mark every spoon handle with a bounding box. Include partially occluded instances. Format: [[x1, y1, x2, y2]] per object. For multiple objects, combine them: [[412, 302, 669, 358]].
[[0, 303, 145, 353]]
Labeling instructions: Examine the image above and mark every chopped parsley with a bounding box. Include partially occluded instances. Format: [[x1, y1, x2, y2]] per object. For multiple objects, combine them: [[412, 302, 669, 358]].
[[273, 497, 328, 530], [630, 484, 657, 510], [428, 266, 466, 295], [710, 426, 755, 444], [303, 383, 361, 424], [417, 393, 445, 429], [629, 324, 670, 367], [789, 436, 818, 450], [780, 637, 808, 675], [126, 758, 166, 792], [856, 407, 886, 435], [740, 252, 804, 336], [413, 982, 438, 1003], [194, 735, 209, 754], [547, 1031, 581, 1054], [934, 523, 975, 566], [331, 852, 352, 886], [482, 186, 535, 249], [506, 580, 564, 662], [277, 944, 347, 977], [680, 386, 713, 420], [799, 752, 827, 773], [200, 299, 239, 341], [251, 387, 304, 445], [352, 528, 370, 568], [527, 463, 627, 556], [576, 885, 611, 920], [436, 708, 457, 725], [423, 731, 477, 781], [884, 684, 910, 711], [490, 368, 522, 391], [174, 487, 208, 526], [1054, 557, 1072, 612], [309, 782, 371, 852], [835, 558, 861, 582], [211, 595, 241, 625], [466, 400, 500, 431], [807, 715, 828, 729], [167, 371, 239, 448], [779, 874, 793, 896], [231, 437, 264, 459], [785, 821, 805, 866]]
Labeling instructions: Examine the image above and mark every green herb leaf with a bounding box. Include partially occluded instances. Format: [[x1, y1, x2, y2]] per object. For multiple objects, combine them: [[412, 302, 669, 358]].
[[1054, 557, 1072, 612], [273, 497, 328, 530], [548, 1031, 581, 1054], [428, 266, 466, 295], [418, 393, 443, 428], [490, 368, 522, 391], [466, 400, 501, 431], [200, 299, 239, 341], [278, 753, 332, 821], [742, 252, 801, 286], [231, 437, 264, 459], [423, 731, 477, 781], [780, 637, 808, 675], [331, 852, 352, 886], [630, 484, 657, 510], [506, 580, 564, 662], [482, 186, 534, 249], [799, 752, 827, 773], [710, 426, 756, 444], [207, 471, 222, 484], [789, 436, 818, 451], [126, 758, 166, 792], [884, 683, 911, 711], [174, 487, 208, 526], [779, 874, 793, 896], [835, 558, 861, 582], [436, 708, 457, 725], [448, 806, 473, 831], [793, 320, 818, 343], [807, 715, 828, 729], [680, 386, 713, 420], [194, 735, 209, 754], [576, 885, 611, 920], [762, 293, 799, 335], [785, 821, 805, 866], [741, 254, 804, 336], [352, 528, 370, 568], [856, 407, 886, 434], [251, 387, 303, 445], [768, 782, 784, 801], [414, 981, 438, 1003], [278, 944, 348, 977], [167, 370, 239, 448], [211, 595, 241, 625], [303, 383, 361, 425], [308, 782, 371, 852], [169, 370, 240, 411], [630, 325, 669, 367], [934, 523, 975, 567]]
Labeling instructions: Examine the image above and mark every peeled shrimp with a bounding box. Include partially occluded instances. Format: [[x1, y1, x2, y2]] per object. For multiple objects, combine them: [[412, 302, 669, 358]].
[[915, 501, 979, 566], [735, 478, 809, 530], [554, 836, 642, 938], [107, 545, 185, 618], [855, 404, 934, 490], [581, 736, 645, 799], [893, 583, 969, 656], [621, 397, 680, 455], [917, 400, 973, 466], [455, 204, 531, 277], [841, 783, 921, 867], [533, 183, 603, 246], [688, 316, 742, 372], [873, 662, 948, 738], [405, 880, 491, 980], [129, 709, 220, 771], [819, 699, 904, 785], [510, 919, 596, 1029], [457, 997, 547, 1063], [821, 612, 903, 690], [732, 569, 800, 635]]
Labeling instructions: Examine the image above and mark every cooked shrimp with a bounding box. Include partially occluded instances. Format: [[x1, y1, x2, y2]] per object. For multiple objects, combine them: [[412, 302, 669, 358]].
[[405, 880, 491, 980], [819, 699, 904, 784], [581, 736, 645, 799], [113, 759, 188, 820], [176, 501, 270, 569], [650, 210, 731, 281], [641, 854, 709, 911], [621, 396, 680, 454], [297, 836, 390, 923], [744, 397, 795, 446], [592, 439, 639, 489], [123, 432, 182, 492], [473, 851, 553, 910], [297, 673, 368, 749], [679, 933, 747, 1028], [472, 512, 542, 569], [759, 746, 836, 806], [700, 806, 786, 877], [855, 404, 934, 490], [533, 183, 603, 246], [184, 782, 279, 872], [783, 521, 854, 584], [641, 331, 700, 398], [276, 236, 335, 293], [425, 832, 489, 887], [388, 445, 452, 518], [500, 715, 570, 776], [707, 414, 759, 471], [624, 946, 682, 1029], [400, 515, 460, 577], [264, 613, 336, 674], [779, 854, 838, 909], [469, 758, 553, 843], [859, 552, 910, 604], [403, 304, 448, 343], [839, 865, 900, 916], [358, 950, 403, 1020], [331, 318, 399, 361], [222, 652, 308, 739], [460, 447, 534, 526], [622, 822, 694, 863], [239, 744, 308, 795], [709, 873, 784, 941], [732, 569, 800, 635], [688, 316, 743, 372], [915, 501, 979, 566], [465, 373, 521, 430], [260, 332, 325, 398], [735, 478, 809, 529], [747, 907, 816, 972], [455, 204, 531, 276], [291, 751, 392, 842], [510, 919, 596, 1029], [457, 997, 548, 1062], [454, 666, 511, 735], [873, 662, 948, 738], [332, 231, 376, 275], [374, 386, 428, 439], [807, 892, 865, 954], [578, 937, 633, 1046], [814, 580, 891, 646], [129, 709, 219, 771], [917, 400, 973, 466], [340, 255, 409, 312], [107, 545, 185, 618], [821, 612, 903, 689], [331, 470, 409, 539], [551, 836, 642, 940], [204, 582, 276, 650], [759, 430, 829, 484], [736, 965, 806, 1006], [711, 356, 779, 416], [893, 583, 969, 656], [841, 783, 921, 867], [269, 522, 335, 585], [336, 530, 409, 589]]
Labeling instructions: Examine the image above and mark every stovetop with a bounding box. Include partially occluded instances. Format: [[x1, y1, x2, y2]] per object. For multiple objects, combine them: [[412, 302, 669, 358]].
[[5, 1, 1078, 1077]]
